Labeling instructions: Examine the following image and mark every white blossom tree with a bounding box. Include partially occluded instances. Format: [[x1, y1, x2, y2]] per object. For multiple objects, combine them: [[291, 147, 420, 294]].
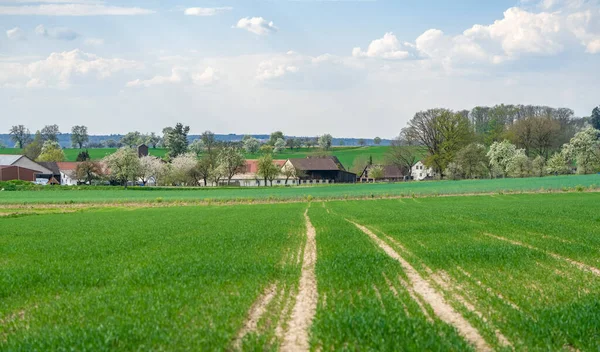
[[274, 138, 286, 153], [546, 152, 570, 175], [170, 153, 198, 185], [103, 147, 141, 187], [243, 137, 260, 153], [139, 155, 164, 186], [487, 140, 519, 178], [318, 134, 333, 151], [506, 152, 532, 178], [562, 127, 600, 174]]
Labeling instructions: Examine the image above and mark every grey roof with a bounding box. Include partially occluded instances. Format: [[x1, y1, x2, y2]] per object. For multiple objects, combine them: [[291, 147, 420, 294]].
[[288, 157, 342, 171], [0, 154, 23, 166], [37, 162, 60, 175]]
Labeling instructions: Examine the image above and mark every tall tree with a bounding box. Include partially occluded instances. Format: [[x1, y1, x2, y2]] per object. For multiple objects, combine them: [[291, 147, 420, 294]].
[[23, 131, 43, 160], [318, 134, 333, 151], [9, 125, 31, 148], [121, 131, 143, 147], [41, 124, 60, 142], [373, 137, 382, 145], [201, 130, 217, 163], [71, 125, 89, 149], [592, 106, 600, 130], [406, 108, 472, 177], [190, 155, 213, 187], [269, 131, 284, 146], [164, 123, 190, 158], [257, 154, 280, 186], [218, 146, 246, 185]]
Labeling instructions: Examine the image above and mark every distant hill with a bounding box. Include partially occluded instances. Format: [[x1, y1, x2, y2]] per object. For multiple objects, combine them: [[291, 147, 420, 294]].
[[0, 133, 391, 148]]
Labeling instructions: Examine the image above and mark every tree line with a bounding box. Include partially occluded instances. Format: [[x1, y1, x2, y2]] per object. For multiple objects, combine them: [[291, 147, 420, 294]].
[[386, 104, 600, 179]]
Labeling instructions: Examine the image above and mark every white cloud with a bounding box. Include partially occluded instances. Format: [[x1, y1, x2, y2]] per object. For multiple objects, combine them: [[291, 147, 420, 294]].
[[352, 32, 411, 59], [84, 38, 104, 46], [6, 26, 26, 40], [0, 4, 154, 16], [35, 24, 78, 40], [0, 49, 142, 88], [184, 7, 232, 16], [126, 67, 218, 88], [234, 17, 277, 35]]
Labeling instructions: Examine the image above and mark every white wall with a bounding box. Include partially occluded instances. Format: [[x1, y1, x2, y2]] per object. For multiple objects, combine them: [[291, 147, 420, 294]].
[[411, 161, 435, 181]]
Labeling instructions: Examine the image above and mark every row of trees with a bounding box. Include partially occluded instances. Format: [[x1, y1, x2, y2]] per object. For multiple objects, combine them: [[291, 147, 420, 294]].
[[386, 105, 600, 180], [8, 124, 89, 150]]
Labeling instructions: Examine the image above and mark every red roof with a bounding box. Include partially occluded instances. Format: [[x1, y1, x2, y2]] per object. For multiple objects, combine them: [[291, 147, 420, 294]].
[[243, 159, 286, 173], [56, 162, 80, 171]]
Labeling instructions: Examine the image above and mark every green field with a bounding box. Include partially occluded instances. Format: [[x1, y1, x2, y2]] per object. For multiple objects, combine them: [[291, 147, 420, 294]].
[[0, 146, 392, 168], [0, 174, 598, 205], [2, 193, 599, 350]]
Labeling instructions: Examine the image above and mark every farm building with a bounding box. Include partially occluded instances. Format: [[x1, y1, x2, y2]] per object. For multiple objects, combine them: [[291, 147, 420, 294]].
[[358, 164, 405, 183], [0, 165, 40, 182], [201, 159, 290, 187], [411, 161, 436, 181], [283, 156, 356, 184], [138, 144, 149, 158], [0, 155, 52, 175]]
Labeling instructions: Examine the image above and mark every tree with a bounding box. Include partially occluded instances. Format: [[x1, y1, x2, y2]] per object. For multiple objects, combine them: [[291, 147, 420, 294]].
[[121, 131, 143, 147], [386, 129, 419, 179], [201, 131, 217, 163], [161, 127, 174, 148], [260, 145, 274, 155], [406, 109, 472, 177], [71, 125, 89, 149], [37, 140, 66, 162], [218, 146, 246, 185], [170, 153, 197, 185], [286, 138, 299, 151], [487, 140, 519, 178], [76, 150, 91, 162], [23, 131, 43, 160], [508, 117, 560, 158], [243, 137, 260, 154], [454, 143, 489, 179], [257, 154, 280, 186], [445, 162, 463, 180], [139, 156, 164, 186], [532, 155, 546, 177], [374, 137, 382, 145], [546, 152, 570, 175], [104, 139, 118, 148], [562, 127, 600, 174], [191, 155, 213, 187], [506, 152, 532, 178], [591, 106, 600, 130], [164, 123, 190, 158], [369, 165, 385, 181], [146, 132, 161, 148], [269, 131, 284, 146], [75, 161, 103, 185], [9, 125, 31, 148], [41, 124, 60, 142], [281, 164, 299, 185], [274, 138, 286, 153], [318, 134, 333, 151], [189, 139, 204, 156], [358, 139, 366, 147], [103, 147, 141, 188]]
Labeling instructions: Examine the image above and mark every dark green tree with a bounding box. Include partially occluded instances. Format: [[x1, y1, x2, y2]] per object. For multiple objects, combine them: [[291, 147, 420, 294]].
[[591, 106, 600, 130], [165, 123, 190, 158]]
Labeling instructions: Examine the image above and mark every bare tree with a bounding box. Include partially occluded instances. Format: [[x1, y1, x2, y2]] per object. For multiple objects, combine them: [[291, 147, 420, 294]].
[[386, 128, 419, 179], [9, 125, 31, 148]]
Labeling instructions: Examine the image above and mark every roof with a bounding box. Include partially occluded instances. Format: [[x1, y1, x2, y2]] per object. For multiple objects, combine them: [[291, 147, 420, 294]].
[[56, 162, 80, 171], [243, 159, 286, 174], [37, 162, 60, 174], [0, 154, 23, 166], [287, 156, 343, 171], [380, 165, 404, 178]]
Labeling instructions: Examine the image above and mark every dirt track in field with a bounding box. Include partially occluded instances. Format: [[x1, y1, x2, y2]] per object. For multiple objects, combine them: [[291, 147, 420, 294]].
[[350, 220, 492, 352], [234, 283, 278, 348], [280, 210, 318, 352], [485, 233, 600, 277]]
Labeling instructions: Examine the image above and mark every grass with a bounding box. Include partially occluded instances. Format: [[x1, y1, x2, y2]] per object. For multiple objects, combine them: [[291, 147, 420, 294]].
[[0, 174, 598, 205], [1, 193, 600, 350], [0, 203, 306, 350]]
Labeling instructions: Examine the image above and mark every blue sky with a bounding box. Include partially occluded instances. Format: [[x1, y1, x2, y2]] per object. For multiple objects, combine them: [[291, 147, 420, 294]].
[[1, 0, 599, 137]]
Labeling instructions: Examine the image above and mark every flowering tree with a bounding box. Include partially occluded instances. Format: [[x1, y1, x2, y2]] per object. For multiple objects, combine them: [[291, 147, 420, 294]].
[[546, 152, 570, 175], [506, 152, 532, 178], [562, 127, 600, 174], [487, 140, 519, 178], [170, 153, 197, 185], [139, 155, 164, 186], [37, 140, 66, 162], [274, 138, 286, 153], [103, 147, 141, 187]]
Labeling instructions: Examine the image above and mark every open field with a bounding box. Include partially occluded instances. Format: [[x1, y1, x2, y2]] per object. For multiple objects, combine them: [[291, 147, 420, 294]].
[[0, 174, 598, 205], [0, 146, 396, 167], [1, 193, 599, 350]]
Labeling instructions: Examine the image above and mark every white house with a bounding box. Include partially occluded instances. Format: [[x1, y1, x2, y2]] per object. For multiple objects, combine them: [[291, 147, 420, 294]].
[[411, 161, 436, 181]]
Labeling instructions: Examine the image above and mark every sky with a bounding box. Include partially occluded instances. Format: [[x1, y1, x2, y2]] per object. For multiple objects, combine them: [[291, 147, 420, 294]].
[[1, 0, 599, 138]]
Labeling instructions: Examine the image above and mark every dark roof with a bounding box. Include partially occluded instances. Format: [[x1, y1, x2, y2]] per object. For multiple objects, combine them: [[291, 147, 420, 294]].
[[288, 157, 343, 171], [37, 162, 60, 175], [381, 165, 404, 178]]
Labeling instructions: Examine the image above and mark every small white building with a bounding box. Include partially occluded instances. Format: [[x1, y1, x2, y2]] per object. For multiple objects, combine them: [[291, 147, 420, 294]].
[[411, 161, 436, 181]]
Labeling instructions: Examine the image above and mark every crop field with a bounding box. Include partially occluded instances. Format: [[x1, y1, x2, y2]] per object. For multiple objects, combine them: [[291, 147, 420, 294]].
[[0, 146, 396, 167], [0, 174, 598, 205], [1, 192, 599, 351]]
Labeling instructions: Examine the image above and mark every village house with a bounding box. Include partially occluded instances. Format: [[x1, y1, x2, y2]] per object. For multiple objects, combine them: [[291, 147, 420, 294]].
[[0, 155, 53, 182], [411, 161, 436, 181], [357, 164, 405, 183]]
